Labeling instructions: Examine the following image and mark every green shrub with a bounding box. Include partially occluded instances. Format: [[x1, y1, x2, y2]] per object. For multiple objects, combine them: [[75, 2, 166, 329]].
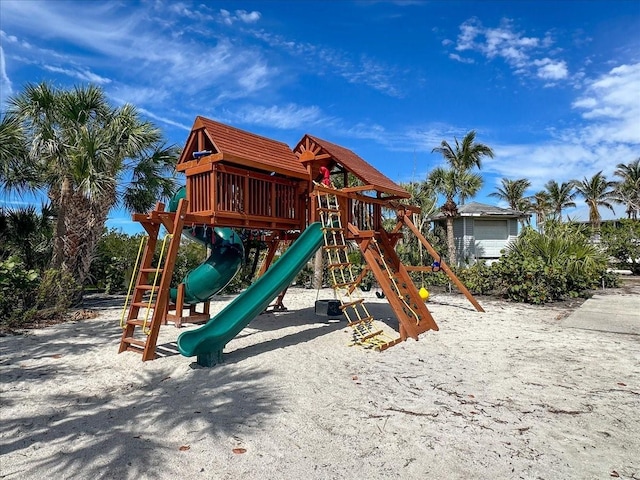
[[600, 269, 621, 288], [456, 262, 494, 295], [601, 220, 640, 275], [0, 257, 40, 329], [492, 225, 611, 304], [37, 268, 83, 310], [90, 229, 147, 293]]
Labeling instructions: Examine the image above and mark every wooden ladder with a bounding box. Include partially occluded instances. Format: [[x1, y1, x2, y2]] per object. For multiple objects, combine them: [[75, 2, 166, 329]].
[[118, 199, 188, 361], [355, 227, 439, 341], [315, 189, 400, 350]]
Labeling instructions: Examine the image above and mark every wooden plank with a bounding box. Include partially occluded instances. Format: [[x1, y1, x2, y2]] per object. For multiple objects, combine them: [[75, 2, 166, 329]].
[[342, 185, 376, 193]]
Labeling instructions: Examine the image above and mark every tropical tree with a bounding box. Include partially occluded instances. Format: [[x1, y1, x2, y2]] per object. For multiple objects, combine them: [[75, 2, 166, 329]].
[[0, 111, 33, 190], [489, 178, 531, 211], [431, 130, 494, 177], [0, 205, 54, 270], [429, 130, 493, 265], [613, 158, 640, 220], [571, 171, 616, 230], [399, 180, 438, 234], [4, 82, 178, 292], [426, 167, 483, 265], [392, 181, 439, 266], [529, 191, 552, 233], [544, 180, 576, 221]]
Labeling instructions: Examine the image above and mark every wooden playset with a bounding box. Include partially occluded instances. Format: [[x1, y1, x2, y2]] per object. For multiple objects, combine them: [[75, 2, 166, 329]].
[[119, 116, 483, 361]]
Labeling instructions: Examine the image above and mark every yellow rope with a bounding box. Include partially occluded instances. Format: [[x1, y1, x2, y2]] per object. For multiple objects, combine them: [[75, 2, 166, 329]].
[[120, 236, 148, 328]]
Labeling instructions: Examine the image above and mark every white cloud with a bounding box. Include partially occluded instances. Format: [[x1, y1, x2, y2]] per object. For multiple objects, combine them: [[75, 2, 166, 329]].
[[253, 31, 404, 97], [0, 46, 12, 100], [238, 62, 271, 92], [571, 62, 640, 145], [219, 8, 261, 25], [236, 10, 261, 23], [231, 103, 327, 129], [449, 17, 570, 83], [43, 65, 111, 84], [471, 63, 640, 205], [137, 108, 191, 132], [449, 53, 474, 64], [0, 1, 276, 109], [533, 58, 568, 80]]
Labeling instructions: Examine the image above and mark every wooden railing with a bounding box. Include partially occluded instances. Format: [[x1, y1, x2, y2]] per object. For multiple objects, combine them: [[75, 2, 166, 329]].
[[313, 185, 383, 233], [187, 163, 304, 230]]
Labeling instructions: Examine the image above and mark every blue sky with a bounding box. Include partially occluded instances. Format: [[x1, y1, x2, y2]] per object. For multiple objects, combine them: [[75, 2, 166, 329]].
[[1, 0, 639, 233]]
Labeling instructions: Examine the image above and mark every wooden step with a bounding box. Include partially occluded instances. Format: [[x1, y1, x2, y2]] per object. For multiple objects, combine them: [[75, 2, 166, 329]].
[[124, 345, 144, 355], [140, 267, 163, 274], [317, 207, 341, 213], [136, 284, 159, 291], [358, 330, 385, 341], [131, 301, 156, 308], [340, 299, 365, 309], [323, 244, 348, 250], [334, 281, 357, 289], [328, 262, 352, 269], [376, 337, 403, 351], [126, 319, 152, 327], [347, 316, 374, 327], [121, 337, 147, 348]]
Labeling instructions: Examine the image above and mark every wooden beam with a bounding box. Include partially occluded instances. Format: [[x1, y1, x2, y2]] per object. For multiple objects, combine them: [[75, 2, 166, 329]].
[[342, 185, 377, 193], [401, 214, 484, 312], [405, 266, 439, 272]]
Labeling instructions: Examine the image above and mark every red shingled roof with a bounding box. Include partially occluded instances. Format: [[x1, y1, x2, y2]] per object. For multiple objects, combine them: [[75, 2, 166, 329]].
[[304, 135, 409, 198], [189, 116, 308, 179]]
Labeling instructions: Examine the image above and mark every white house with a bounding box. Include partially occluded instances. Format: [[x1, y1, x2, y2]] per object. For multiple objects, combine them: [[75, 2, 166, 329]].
[[429, 202, 529, 265]]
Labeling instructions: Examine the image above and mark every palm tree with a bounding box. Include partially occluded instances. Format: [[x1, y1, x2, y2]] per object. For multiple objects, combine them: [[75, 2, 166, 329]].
[[426, 167, 483, 265], [6, 82, 178, 289], [0, 204, 54, 270], [572, 171, 616, 230], [544, 180, 576, 221], [613, 158, 640, 220], [489, 178, 531, 211], [394, 181, 439, 266], [430, 130, 493, 265], [400, 181, 438, 234], [529, 191, 552, 233], [431, 130, 494, 176], [0, 112, 34, 191]]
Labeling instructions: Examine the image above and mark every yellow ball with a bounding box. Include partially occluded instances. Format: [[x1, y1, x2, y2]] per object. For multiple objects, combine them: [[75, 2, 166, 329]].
[[419, 287, 430, 301]]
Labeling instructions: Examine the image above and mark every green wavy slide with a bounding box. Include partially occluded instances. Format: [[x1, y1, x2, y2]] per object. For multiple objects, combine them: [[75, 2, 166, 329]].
[[168, 187, 244, 304], [177, 222, 324, 367]]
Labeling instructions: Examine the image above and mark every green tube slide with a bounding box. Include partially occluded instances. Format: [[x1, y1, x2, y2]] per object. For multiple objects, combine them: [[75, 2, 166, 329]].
[[177, 222, 324, 367], [168, 187, 244, 304]]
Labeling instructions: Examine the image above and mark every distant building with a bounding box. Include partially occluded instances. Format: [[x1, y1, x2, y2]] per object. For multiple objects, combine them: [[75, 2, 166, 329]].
[[429, 202, 530, 265]]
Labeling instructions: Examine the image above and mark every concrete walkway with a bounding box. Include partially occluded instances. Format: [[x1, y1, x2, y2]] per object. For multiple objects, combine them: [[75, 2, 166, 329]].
[[562, 287, 640, 335]]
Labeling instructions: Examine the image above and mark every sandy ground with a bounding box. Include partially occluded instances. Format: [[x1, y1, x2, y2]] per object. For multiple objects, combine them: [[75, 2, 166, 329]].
[[1, 286, 639, 480]]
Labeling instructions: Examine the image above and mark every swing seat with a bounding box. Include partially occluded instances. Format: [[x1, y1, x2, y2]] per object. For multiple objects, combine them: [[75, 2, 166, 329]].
[[315, 299, 342, 317]]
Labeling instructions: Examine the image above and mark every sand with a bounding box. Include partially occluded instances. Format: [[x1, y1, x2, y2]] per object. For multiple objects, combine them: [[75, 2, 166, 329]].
[[1, 287, 639, 480]]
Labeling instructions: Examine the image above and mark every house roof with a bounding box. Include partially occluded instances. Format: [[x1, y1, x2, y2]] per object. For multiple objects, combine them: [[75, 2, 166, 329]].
[[429, 201, 529, 220], [294, 134, 409, 198], [177, 116, 309, 179]]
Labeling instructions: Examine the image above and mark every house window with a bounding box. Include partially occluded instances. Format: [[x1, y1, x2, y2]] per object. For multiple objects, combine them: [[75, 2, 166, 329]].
[[473, 220, 509, 260]]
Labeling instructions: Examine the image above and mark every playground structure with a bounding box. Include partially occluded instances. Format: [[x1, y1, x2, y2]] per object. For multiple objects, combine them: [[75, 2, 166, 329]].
[[119, 116, 483, 365]]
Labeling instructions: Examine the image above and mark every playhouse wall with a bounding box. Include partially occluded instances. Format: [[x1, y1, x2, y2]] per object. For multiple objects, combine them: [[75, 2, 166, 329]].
[[184, 162, 307, 231]]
